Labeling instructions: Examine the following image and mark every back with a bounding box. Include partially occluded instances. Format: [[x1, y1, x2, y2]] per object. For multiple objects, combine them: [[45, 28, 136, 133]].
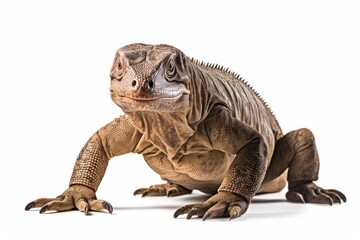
[[191, 60, 283, 160]]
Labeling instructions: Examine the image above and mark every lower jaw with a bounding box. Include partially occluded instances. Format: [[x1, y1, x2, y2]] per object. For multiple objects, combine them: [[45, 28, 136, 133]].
[[113, 95, 189, 113]]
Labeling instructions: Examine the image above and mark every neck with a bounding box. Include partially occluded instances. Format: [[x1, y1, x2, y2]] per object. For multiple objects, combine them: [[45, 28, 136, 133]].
[[186, 61, 221, 125], [127, 111, 195, 158]]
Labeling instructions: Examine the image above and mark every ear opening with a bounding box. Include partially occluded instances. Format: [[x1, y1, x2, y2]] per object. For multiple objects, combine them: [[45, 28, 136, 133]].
[[164, 53, 190, 83], [175, 54, 190, 83]]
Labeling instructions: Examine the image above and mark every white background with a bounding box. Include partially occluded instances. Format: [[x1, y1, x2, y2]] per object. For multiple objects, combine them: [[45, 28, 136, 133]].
[[0, 0, 358, 239]]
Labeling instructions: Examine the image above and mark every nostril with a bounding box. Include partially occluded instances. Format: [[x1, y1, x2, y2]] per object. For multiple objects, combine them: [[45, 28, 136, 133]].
[[131, 80, 137, 88], [147, 79, 154, 89]]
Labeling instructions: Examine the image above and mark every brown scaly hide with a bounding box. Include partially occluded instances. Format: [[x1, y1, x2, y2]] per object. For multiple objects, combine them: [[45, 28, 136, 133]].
[[25, 43, 346, 220]]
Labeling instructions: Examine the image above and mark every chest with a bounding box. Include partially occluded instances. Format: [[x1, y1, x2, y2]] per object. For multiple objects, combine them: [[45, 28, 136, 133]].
[[133, 123, 235, 183]]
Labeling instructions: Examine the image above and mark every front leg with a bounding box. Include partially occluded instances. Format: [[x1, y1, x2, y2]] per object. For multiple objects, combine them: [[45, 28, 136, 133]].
[[25, 115, 141, 214], [174, 107, 267, 220]]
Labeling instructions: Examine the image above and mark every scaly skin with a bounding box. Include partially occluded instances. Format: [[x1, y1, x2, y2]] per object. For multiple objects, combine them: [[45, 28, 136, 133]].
[[26, 43, 346, 220]]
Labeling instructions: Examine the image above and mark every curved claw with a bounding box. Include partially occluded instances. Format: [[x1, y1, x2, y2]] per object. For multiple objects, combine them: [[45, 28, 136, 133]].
[[173, 208, 183, 219], [133, 188, 147, 196], [179, 204, 209, 219], [84, 206, 89, 215], [187, 207, 203, 219], [25, 202, 35, 211], [39, 205, 49, 214], [229, 211, 238, 221], [103, 201, 113, 214], [142, 191, 151, 197], [187, 212, 195, 220], [167, 189, 177, 197], [229, 206, 241, 221], [202, 201, 228, 221], [286, 191, 305, 203], [202, 211, 211, 221]]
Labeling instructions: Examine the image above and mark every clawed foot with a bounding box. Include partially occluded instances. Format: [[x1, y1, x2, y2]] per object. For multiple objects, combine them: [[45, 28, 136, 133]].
[[173, 192, 249, 221], [25, 185, 113, 215], [134, 182, 192, 197], [286, 181, 346, 205]]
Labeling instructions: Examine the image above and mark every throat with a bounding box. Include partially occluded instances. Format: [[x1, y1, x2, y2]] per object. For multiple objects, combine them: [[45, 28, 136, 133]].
[[127, 111, 195, 157]]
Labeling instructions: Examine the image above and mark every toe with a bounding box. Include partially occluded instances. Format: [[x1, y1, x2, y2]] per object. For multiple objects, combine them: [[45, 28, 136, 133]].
[[306, 189, 333, 205], [140, 186, 167, 197], [326, 189, 346, 203], [229, 206, 241, 220], [321, 189, 347, 204], [321, 190, 342, 204], [88, 199, 113, 214], [39, 205, 50, 214], [173, 204, 199, 218], [187, 204, 210, 219], [75, 198, 90, 215], [228, 202, 247, 221], [166, 188, 178, 197], [141, 189, 162, 197], [39, 196, 75, 214], [167, 186, 192, 197], [202, 201, 228, 221], [286, 191, 305, 203], [25, 198, 58, 210]]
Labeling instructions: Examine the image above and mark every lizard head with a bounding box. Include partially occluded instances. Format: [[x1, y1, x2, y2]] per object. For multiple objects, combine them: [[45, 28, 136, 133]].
[[110, 43, 191, 113]]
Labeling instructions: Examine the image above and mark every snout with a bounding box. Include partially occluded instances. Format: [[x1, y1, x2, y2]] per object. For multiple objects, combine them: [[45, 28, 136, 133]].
[[130, 78, 155, 92]]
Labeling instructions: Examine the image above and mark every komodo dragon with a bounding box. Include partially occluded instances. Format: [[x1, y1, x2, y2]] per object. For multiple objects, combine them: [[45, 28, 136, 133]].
[[25, 43, 346, 220]]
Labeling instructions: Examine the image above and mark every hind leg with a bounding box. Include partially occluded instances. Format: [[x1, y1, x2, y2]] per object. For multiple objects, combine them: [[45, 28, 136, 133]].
[[257, 171, 287, 194], [262, 128, 346, 204]]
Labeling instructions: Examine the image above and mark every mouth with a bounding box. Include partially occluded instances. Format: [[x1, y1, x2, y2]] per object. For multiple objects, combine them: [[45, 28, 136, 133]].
[[115, 88, 190, 102], [111, 88, 190, 112]]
